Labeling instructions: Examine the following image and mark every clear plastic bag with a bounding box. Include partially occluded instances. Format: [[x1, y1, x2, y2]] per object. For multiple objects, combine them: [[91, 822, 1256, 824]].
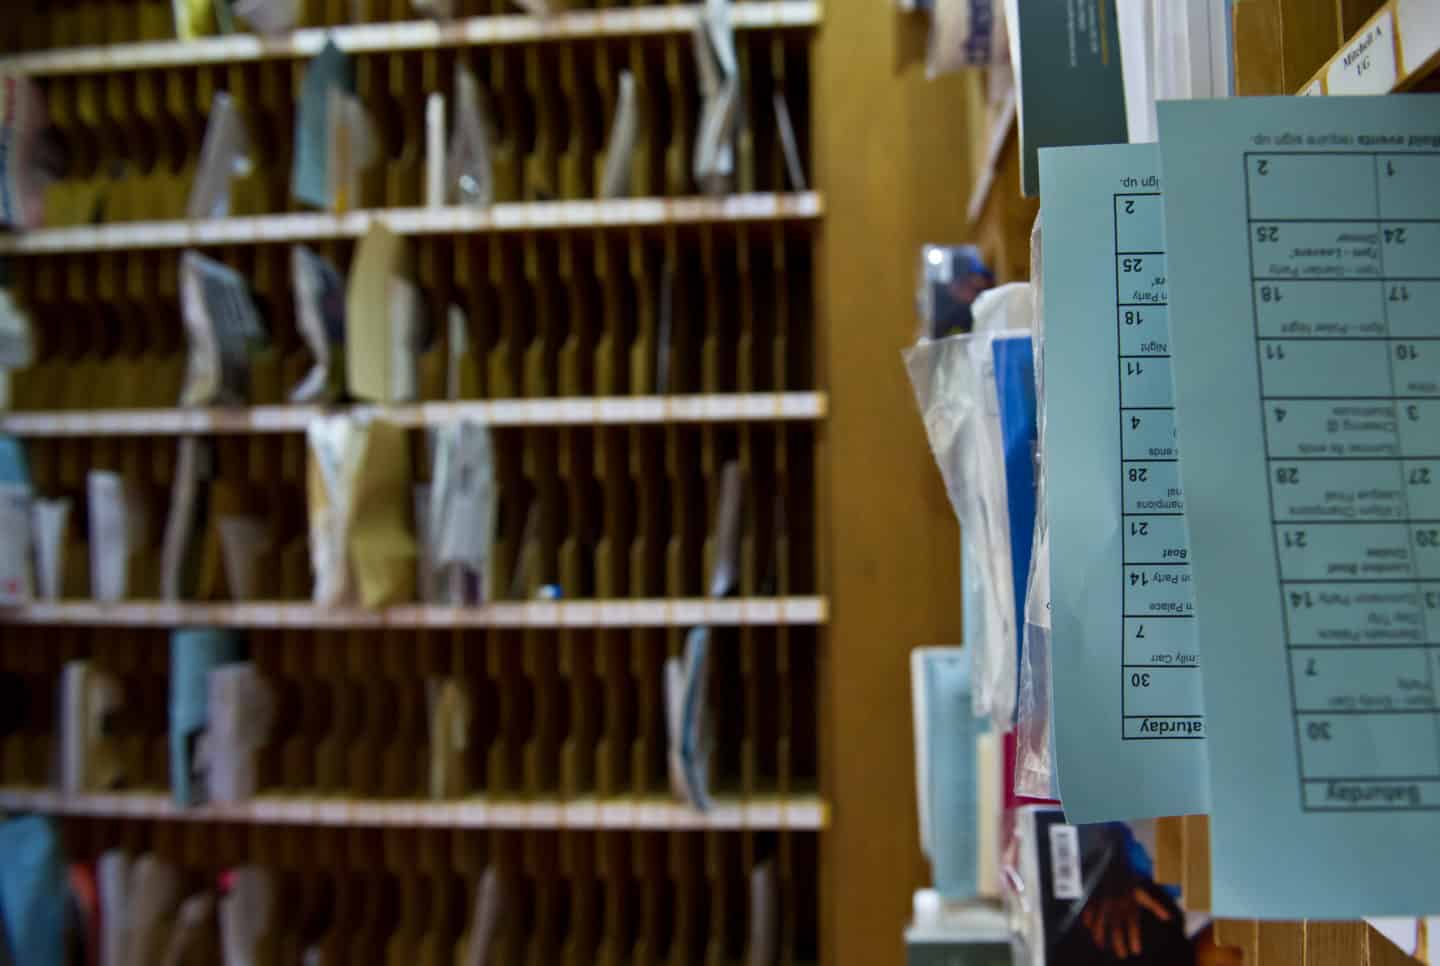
[[233, 0, 300, 35], [1015, 212, 1058, 799], [599, 72, 638, 199], [0, 74, 56, 231], [411, 0, 455, 18], [288, 245, 347, 403], [691, 0, 739, 196], [448, 64, 495, 207], [926, 0, 1002, 78], [187, 92, 252, 220], [665, 460, 741, 811], [905, 282, 1035, 730], [179, 251, 268, 406]]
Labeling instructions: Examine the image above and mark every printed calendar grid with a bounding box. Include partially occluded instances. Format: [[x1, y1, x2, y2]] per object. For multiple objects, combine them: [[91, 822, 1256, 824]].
[[1115, 191, 1204, 743], [1244, 150, 1440, 812]]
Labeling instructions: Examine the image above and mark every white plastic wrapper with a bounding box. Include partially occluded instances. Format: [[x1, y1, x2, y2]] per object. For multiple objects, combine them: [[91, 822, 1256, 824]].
[[289, 246, 346, 403], [665, 460, 741, 811], [691, 0, 739, 195], [600, 72, 638, 199], [187, 92, 252, 221], [449, 65, 495, 207], [428, 419, 499, 605], [926, 0, 1003, 78], [326, 88, 378, 212], [200, 663, 275, 803], [1015, 213, 1057, 799], [306, 415, 359, 607], [0, 481, 31, 604], [220, 867, 274, 966], [179, 251, 267, 407], [233, 0, 300, 35], [904, 283, 1033, 729], [88, 470, 145, 603], [460, 866, 502, 966], [30, 498, 69, 601], [0, 73, 56, 231], [0, 289, 35, 371]]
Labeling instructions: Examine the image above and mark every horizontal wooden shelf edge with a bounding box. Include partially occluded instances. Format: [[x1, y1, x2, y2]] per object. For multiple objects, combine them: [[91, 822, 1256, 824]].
[[0, 193, 825, 255], [0, 393, 829, 437], [0, 1, 823, 76], [0, 788, 829, 830], [0, 597, 830, 628]]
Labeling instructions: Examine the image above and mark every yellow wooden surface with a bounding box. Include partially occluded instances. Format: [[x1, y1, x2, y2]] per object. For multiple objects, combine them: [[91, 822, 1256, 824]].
[[814, 6, 978, 964], [1279, 0, 1341, 88], [1216, 919, 1260, 962], [1182, 815, 1212, 913], [969, 124, 1038, 284], [1259, 921, 1309, 965], [1234, 0, 1288, 94], [1154, 815, 1184, 886], [1307, 922, 1368, 965], [1369, 925, 1424, 966]]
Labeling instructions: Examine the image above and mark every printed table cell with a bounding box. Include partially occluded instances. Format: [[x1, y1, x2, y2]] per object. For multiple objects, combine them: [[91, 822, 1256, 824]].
[[1401, 402, 1440, 457], [1124, 665, 1204, 717], [1404, 461, 1440, 519], [1124, 565, 1194, 616], [1274, 522, 1414, 581], [1304, 778, 1440, 810], [1380, 222, 1440, 278], [1123, 616, 1199, 667], [1391, 341, 1440, 397], [1123, 515, 1191, 565], [1120, 355, 1175, 408], [1123, 460, 1185, 515], [1282, 582, 1427, 646], [1296, 712, 1440, 781], [1263, 400, 1400, 459], [1246, 154, 1378, 220], [1258, 338, 1393, 397], [1384, 281, 1440, 338], [1377, 155, 1440, 220], [1410, 527, 1440, 579], [1119, 304, 1171, 356], [1291, 648, 1435, 713], [1252, 279, 1385, 339], [1123, 716, 1204, 740], [1250, 222, 1381, 280], [1116, 253, 1168, 304], [1115, 193, 1166, 252], [1268, 458, 1406, 523], [1123, 410, 1177, 460]]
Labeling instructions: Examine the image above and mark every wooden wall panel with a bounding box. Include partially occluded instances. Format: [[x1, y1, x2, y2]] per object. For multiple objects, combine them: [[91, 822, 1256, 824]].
[[814, 7, 979, 965]]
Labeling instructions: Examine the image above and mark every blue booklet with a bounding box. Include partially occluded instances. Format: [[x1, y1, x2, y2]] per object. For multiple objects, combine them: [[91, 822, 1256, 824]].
[[993, 333, 1037, 712], [170, 627, 245, 806]]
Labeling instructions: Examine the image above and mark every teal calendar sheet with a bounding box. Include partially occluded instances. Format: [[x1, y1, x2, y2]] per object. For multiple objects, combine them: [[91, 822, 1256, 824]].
[[1159, 95, 1440, 919], [1040, 143, 1210, 824]]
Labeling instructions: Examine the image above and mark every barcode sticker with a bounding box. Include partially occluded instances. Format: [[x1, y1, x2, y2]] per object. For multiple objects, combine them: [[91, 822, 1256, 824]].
[[1049, 824, 1084, 900]]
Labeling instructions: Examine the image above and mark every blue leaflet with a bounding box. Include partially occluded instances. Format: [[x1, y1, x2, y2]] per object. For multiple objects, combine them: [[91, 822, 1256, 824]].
[[292, 42, 353, 209], [680, 625, 713, 812], [169, 627, 245, 806], [919, 648, 985, 900], [0, 816, 66, 966], [0, 435, 28, 486], [992, 333, 1037, 713]]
